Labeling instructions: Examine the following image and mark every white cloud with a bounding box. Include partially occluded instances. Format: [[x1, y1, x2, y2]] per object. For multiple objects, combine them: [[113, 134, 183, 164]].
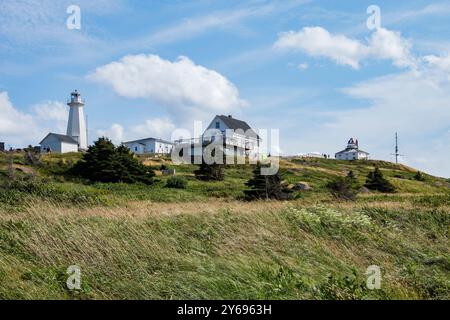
[[298, 63, 309, 70], [31, 100, 69, 134], [321, 67, 450, 177], [27, 108, 172, 148], [338, 72, 449, 134], [368, 28, 415, 68], [0, 92, 69, 147], [31, 100, 68, 122], [0, 92, 36, 139], [274, 26, 414, 69], [88, 54, 246, 124], [96, 123, 124, 145], [423, 54, 450, 73], [96, 118, 176, 145], [275, 27, 366, 69], [251, 48, 450, 177], [130, 118, 176, 139]]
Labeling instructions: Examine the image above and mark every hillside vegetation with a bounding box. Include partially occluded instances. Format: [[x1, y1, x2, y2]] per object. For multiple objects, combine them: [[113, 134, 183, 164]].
[[0, 152, 448, 299]]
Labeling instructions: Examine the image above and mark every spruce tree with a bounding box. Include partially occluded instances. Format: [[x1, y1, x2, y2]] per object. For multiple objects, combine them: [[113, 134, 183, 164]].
[[414, 171, 425, 181], [326, 171, 360, 201], [347, 170, 355, 180], [194, 143, 225, 181], [244, 162, 291, 200], [365, 167, 395, 193], [71, 138, 155, 184], [194, 161, 225, 181]]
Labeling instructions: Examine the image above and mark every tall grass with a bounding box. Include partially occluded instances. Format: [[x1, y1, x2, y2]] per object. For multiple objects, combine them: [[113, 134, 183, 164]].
[[0, 200, 448, 299], [0, 153, 448, 299]]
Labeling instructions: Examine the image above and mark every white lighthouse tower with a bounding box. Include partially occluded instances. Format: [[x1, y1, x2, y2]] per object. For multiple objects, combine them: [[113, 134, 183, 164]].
[[66, 90, 87, 150]]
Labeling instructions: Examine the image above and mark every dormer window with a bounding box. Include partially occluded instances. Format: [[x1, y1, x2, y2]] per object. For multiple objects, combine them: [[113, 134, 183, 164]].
[[215, 121, 220, 129]]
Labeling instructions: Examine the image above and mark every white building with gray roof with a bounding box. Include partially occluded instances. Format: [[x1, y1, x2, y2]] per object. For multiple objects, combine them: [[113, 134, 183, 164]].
[[335, 138, 369, 160], [40, 133, 79, 153], [122, 137, 173, 155]]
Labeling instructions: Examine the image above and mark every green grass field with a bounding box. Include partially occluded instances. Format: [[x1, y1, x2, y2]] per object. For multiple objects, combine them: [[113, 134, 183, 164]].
[[0, 152, 448, 299]]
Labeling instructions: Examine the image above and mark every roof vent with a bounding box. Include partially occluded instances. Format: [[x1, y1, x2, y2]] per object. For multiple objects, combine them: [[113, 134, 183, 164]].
[[228, 115, 232, 118]]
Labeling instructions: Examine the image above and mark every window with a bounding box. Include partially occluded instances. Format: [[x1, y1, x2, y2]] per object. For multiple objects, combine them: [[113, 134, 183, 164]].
[[215, 121, 220, 129], [135, 146, 138, 152]]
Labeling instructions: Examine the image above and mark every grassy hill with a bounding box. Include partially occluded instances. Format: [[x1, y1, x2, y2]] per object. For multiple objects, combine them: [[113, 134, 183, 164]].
[[0, 152, 448, 299]]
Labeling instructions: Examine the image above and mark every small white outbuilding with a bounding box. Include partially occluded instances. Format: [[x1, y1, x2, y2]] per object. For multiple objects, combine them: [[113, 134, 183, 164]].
[[40, 133, 79, 154], [122, 137, 173, 155]]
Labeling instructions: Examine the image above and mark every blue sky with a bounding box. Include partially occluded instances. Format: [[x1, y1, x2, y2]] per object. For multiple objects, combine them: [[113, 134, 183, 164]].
[[1, 0, 449, 177]]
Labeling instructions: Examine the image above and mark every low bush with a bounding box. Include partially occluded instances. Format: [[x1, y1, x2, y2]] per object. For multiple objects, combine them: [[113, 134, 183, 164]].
[[194, 162, 225, 181], [244, 163, 292, 200], [316, 270, 368, 300], [326, 171, 360, 200], [365, 167, 396, 193], [414, 171, 426, 181], [0, 175, 107, 207], [165, 176, 188, 189]]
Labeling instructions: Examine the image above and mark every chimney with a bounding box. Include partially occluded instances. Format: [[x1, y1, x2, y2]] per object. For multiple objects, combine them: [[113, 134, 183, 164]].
[[228, 115, 232, 118]]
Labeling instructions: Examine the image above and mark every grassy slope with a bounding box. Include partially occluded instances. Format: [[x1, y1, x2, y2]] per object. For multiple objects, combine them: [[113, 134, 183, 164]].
[[0, 152, 449, 299]]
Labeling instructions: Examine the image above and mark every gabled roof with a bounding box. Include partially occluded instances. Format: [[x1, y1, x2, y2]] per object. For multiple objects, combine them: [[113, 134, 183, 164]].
[[217, 115, 252, 131], [215, 115, 261, 139], [40, 133, 78, 145], [122, 137, 173, 145], [335, 148, 369, 155]]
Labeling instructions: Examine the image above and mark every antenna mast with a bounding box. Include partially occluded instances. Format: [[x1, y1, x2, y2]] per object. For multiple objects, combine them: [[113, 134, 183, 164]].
[[391, 132, 404, 164], [395, 132, 399, 164]]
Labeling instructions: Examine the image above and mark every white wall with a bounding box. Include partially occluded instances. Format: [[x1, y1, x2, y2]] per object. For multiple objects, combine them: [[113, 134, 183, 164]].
[[124, 139, 173, 154], [204, 116, 260, 160], [206, 116, 228, 132], [41, 140, 62, 153], [156, 141, 172, 154], [144, 140, 172, 154], [124, 142, 145, 154], [40, 135, 78, 153], [358, 152, 369, 160], [67, 105, 87, 150], [336, 150, 369, 160], [61, 142, 78, 153]]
